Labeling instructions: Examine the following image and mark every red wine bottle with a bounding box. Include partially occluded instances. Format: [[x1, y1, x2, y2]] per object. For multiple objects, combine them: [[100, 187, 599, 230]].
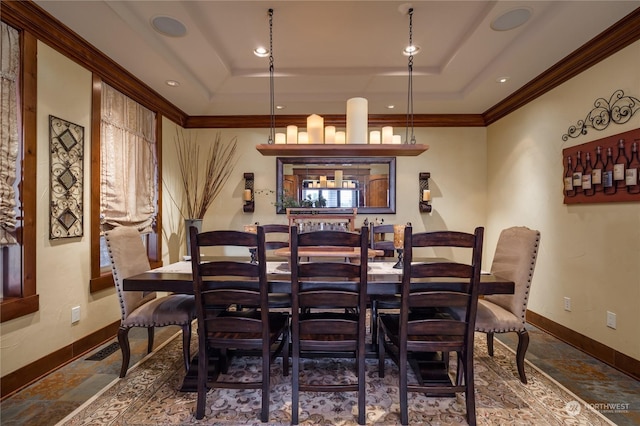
[[591, 146, 604, 193], [573, 151, 584, 194], [564, 156, 575, 197], [614, 139, 629, 190], [626, 141, 640, 194], [582, 152, 593, 196], [603, 147, 616, 195]]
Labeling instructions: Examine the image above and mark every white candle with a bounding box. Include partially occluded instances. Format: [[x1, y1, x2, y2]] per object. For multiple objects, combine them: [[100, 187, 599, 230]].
[[275, 132, 286, 144], [307, 114, 324, 144], [346, 97, 368, 144], [369, 130, 381, 144], [422, 189, 431, 201], [324, 126, 336, 144], [336, 131, 346, 144], [334, 170, 343, 187], [286, 125, 298, 144], [298, 131, 309, 144], [320, 176, 327, 188], [392, 135, 402, 145], [382, 126, 393, 144], [243, 189, 252, 201]]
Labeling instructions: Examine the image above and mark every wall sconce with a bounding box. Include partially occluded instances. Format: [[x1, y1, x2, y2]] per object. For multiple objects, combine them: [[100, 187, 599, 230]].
[[243, 172, 254, 213], [419, 172, 432, 213]]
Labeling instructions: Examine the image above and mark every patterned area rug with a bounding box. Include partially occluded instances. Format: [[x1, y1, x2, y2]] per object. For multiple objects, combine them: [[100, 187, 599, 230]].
[[58, 332, 612, 425]]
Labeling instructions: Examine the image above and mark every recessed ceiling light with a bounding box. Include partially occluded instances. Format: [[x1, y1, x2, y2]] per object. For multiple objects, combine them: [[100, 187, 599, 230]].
[[496, 77, 510, 84], [387, 105, 395, 109], [403, 45, 420, 56], [254, 47, 269, 58], [491, 8, 532, 31], [276, 105, 285, 110], [151, 16, 187, 37], [166, 80, 180, 87]]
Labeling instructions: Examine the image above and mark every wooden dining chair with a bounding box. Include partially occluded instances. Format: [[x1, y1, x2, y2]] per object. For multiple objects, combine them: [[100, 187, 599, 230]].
[[474, 226, 540, 383], [104, 226, 195, 378], [290, 226, 369, 425], [377, 226, 484, 426], [263, 223, 292, 309], [189, 225, 289, 422]]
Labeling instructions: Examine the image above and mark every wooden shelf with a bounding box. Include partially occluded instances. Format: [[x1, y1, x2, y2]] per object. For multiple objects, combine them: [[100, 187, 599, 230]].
[[256, 144, 429, 156]]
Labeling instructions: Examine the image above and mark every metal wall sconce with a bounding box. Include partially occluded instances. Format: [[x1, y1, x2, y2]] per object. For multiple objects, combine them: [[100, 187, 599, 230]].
[[243, 172, 254, 213], [419, 172, 432, 213]]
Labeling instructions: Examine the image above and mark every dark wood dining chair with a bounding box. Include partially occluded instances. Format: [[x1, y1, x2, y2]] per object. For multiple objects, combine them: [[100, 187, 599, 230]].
[[290, 226, 369, 425], [377, 226, 484, 426], [263, 223, 292, 309], [104, 226, 195, 378], [189, 226, 290, 422]]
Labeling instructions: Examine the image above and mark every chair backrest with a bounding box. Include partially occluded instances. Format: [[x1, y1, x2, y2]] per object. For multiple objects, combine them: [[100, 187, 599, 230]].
[[485, 226, 541, 321], [189, 226, 269, 337], [369, 223, 396, 256], [401, 226, 484, 351], [104, 226, 157, 321], [262, 223, 290, 251], [290, 225, 369, 330]]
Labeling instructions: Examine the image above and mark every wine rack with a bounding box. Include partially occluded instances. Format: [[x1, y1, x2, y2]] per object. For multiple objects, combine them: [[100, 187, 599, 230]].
[[562, 128, 640, 204]]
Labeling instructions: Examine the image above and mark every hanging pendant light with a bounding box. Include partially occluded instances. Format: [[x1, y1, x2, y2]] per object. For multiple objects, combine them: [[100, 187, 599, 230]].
[[405, 7, 416, 145], [267, 8, 275, 144]]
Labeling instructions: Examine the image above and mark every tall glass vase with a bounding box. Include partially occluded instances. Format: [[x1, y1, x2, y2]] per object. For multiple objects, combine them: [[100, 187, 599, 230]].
[[185, 219, 203, 258]]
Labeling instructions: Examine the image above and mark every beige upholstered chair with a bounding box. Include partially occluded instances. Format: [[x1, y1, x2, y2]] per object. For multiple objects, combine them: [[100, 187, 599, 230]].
[[475, 226, 540, 384], [105, 226, 196, 378]]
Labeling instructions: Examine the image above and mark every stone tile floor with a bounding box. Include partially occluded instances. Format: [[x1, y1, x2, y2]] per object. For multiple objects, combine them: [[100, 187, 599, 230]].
[[1, 323, 638, 425]]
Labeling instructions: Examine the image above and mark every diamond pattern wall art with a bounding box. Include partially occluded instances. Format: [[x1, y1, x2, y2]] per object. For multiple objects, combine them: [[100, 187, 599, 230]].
[[49, 115, 84, 239]]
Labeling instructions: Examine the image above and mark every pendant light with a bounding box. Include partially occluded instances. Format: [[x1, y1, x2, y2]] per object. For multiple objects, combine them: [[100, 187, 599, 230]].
[[267, 8, 275, 144], [405, 7, 416, 145]]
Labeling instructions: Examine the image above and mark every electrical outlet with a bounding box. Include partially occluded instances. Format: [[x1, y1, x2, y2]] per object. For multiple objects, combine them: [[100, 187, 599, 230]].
[[71, 306, 81, 324], [606, 311, 616, 329], [563, 297, 571, 312]]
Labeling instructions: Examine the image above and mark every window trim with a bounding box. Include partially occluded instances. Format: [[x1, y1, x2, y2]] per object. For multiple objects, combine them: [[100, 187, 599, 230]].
[[0, 28, 38, 322]]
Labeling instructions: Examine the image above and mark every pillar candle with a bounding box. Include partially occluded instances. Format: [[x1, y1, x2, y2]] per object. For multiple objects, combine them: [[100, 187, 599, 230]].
[[307, 114, 324, 144], [369, 130, 381, 144], [392, 135, 402, 145], [422, 189, 431, 201], [346, 97, 368, 144], [275, 132, 286, 144], [393, 225, 406, 249], [325, 126, 336, 144], [382, 126, 393, 144], [286, 125, 298, 144], [336, 131, 346, 144], [244, 224, 257, 234], [298, 131, 309, 144], [334, 170, 343, 187], [320, 176, 327, 188], [243, 189, 252, 201]]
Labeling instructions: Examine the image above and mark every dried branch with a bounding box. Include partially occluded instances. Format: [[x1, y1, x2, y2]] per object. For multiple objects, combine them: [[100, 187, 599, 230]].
[[174, 129, 238, 219]]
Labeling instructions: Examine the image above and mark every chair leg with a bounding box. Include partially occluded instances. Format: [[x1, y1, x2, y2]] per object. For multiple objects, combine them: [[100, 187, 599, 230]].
[[182, 322, 192, 373], [292, 344, 300, 425], [377, 321, 386, 378], [196, 338, 208, 419], [464, 348, 477, 426], [282, 328, 290, 377], [262, 343, 270, 423], [516, 330, 530, 384], [486, 332, 494, 356], [399, 350, 408, 426], [371, 300, 378, 349], [147, 327, 154, 354], [358, 333, 366, 424], [117, 326, 131, 378]]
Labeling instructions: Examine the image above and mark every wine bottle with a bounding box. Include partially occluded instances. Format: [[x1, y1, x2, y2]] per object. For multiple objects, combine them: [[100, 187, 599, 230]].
[[613, 139, 629, 190], [572, 151, 583, 194], [591, 146, 604, 193], [582, 152, 593, 195], [603, 147, 616, 195], [627, 141, 640, 194], [564, 156, 575, 197]]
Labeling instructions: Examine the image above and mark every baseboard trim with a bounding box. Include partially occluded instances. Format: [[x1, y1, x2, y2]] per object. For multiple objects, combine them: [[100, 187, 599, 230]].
[[0, 320, 120, 399], [527, 310, 639, 380]]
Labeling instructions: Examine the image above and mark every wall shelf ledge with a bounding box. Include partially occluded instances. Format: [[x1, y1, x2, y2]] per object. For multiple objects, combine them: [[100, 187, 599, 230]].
[[256, 144, 429, 156]]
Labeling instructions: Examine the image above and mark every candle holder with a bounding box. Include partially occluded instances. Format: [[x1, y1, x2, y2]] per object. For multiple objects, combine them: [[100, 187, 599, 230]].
[[419, 172, 432, 213], [243, 172, 254, 213], [393, 248, 404, 269], [249, 247, 258, 264], [244, 223, 259, 263]]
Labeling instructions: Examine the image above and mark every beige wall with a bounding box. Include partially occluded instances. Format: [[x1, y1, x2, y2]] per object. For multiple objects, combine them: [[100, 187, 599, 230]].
[[1, 37, 638, 378], [486, 40, 640, 359]]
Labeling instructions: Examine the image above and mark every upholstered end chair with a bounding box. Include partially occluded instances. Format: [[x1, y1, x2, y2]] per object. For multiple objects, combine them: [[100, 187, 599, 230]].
[[475, 226, 540, 383], [105, 226, 196, 378]]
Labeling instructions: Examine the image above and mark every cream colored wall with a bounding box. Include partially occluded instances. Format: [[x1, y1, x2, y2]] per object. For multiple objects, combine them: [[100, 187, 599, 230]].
[[0, 43, 120, 376], [161, 124, 488, 265], [486, 40, 640, 359]]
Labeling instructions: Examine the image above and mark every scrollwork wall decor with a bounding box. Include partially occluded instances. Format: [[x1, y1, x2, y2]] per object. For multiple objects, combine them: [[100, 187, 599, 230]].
[[562, 90, 640, 141], [49, 115, 84, 239]]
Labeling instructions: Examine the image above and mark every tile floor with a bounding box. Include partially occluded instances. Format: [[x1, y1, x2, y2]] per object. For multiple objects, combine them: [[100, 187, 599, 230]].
[[1, 323, 638, 425]]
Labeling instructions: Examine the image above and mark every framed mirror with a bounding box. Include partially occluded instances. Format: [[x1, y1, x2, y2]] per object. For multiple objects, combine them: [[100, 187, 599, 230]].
[[276, 157, 396, 214]]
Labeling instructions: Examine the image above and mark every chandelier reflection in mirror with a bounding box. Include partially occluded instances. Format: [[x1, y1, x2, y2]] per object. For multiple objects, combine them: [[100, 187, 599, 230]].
[[264, 7, 417, 145]]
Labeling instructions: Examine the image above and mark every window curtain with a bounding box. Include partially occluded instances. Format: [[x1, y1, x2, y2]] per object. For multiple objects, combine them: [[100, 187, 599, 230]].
[[100, 83, 157, 233], [0, 22, 19, 246]]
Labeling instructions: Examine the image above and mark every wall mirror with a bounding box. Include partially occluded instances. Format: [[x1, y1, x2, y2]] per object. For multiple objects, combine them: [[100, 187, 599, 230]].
[[276, 157, 396, 214]]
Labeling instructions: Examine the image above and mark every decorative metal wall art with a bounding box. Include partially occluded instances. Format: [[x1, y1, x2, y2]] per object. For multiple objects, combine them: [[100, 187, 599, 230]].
[[49, 115, 84, 239], [562, 90, 640, 141]]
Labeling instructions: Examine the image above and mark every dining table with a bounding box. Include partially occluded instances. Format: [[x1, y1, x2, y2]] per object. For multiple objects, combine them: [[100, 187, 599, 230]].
[[123, 257, 514, 392]]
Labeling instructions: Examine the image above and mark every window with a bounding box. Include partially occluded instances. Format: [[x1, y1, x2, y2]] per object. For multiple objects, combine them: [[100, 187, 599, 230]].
[[89, 79, 161, 292], [1, 21, 38, 322]]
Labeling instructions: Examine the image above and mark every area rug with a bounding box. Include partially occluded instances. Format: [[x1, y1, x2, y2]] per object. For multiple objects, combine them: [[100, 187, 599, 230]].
[[57, 332, 613, 426]]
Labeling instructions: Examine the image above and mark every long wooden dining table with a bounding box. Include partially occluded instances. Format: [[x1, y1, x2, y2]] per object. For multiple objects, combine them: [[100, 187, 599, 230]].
[[122, 258, 514, 392]]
